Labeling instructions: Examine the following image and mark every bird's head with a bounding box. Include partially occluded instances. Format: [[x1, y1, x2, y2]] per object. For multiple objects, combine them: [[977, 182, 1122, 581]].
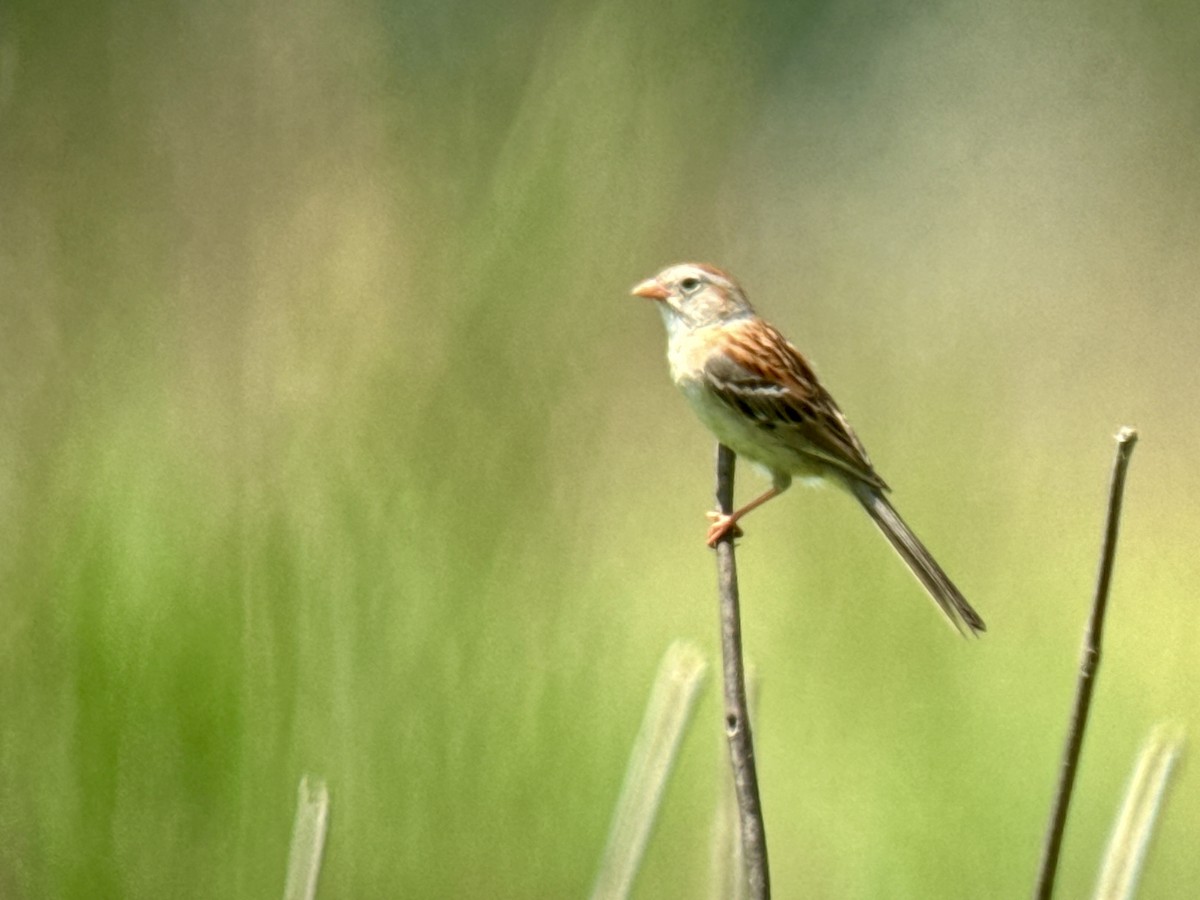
[[631, 263, 754, 333]]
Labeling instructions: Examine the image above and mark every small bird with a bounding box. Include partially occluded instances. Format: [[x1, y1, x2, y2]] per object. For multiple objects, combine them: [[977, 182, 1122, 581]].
[[632, 262, 985, 636]]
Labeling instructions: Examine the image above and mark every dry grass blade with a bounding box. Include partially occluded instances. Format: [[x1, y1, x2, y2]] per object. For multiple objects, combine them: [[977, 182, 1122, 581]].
[[590, 640, 708, 900], [283, 775, 330, 900], [1093, 725, 1185, 900]]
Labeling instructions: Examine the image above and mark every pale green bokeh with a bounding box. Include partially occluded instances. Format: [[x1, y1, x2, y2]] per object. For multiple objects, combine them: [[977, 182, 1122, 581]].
[[1, 1, 1198, 897]]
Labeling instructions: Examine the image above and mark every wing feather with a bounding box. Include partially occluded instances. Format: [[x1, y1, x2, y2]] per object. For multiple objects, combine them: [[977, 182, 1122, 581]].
[[703, 320, 888, 491]]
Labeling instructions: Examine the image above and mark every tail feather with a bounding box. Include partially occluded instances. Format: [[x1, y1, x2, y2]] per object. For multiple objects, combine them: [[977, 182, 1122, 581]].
[[849, 482, 986, 637]]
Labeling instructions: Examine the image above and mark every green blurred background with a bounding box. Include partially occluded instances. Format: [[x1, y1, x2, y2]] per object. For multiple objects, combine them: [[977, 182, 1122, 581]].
[[2, 0, 1197, 896]]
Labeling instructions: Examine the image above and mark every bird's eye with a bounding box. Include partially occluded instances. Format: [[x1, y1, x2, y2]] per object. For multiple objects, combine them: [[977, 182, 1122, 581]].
[[679, 276, 702, 292]]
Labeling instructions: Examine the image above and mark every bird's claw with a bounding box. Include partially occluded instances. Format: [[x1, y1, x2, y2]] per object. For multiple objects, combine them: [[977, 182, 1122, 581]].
[[705, 511, 743, 547]]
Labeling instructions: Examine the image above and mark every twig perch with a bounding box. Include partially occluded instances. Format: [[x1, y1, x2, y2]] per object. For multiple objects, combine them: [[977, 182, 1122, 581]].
[[1033, 426, 1139, 900], [711, 665, 760, 900], [714, 444, 770, 900]]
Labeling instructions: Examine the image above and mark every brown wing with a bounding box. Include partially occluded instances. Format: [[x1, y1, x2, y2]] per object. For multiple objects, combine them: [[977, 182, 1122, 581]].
[[703, 319, 889, 491]]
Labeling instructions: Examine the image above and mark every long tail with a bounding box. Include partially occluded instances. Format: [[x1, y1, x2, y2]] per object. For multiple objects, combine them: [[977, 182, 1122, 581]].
[[849, 482, 986, 637]]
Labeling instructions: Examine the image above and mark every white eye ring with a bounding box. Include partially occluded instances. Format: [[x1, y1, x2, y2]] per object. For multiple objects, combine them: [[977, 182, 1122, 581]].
[[679, 276, 702, 293]]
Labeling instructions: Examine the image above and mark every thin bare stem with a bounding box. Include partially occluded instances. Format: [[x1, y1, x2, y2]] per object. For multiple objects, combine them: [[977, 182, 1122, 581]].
[[1034, 427, 1139, 900], [714, 444, 770, 900], [710, 665, 760, 900]]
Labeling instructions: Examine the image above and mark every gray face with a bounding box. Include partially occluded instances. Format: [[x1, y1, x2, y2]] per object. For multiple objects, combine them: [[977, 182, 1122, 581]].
[[634, 263, 755, 332]]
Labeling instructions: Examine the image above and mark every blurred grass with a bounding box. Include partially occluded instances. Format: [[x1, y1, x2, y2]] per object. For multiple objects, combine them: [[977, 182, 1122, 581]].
[[1, 0, 1199, 897]]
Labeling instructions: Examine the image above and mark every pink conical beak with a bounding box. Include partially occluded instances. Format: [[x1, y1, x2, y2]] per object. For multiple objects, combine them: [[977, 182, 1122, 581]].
[[631, 278, 669, 301]]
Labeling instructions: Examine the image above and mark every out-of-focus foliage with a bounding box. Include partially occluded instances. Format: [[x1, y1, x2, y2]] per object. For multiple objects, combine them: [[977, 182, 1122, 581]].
[[1, 0, 1197, 896]]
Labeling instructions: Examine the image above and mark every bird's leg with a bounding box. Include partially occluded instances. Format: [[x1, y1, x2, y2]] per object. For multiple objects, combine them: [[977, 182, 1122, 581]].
[[706, 486, 785, 547]]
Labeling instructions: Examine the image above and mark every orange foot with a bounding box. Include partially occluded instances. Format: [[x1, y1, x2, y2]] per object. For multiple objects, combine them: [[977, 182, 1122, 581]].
[[705, 511, 744, 547]]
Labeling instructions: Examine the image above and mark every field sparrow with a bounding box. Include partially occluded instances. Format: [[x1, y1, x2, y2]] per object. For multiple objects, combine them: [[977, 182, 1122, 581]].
[[632, 262, 985, 636]]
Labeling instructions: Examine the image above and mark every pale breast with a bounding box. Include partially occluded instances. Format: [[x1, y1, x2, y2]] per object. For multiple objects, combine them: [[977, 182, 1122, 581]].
[[670, 332, 830, 486]]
